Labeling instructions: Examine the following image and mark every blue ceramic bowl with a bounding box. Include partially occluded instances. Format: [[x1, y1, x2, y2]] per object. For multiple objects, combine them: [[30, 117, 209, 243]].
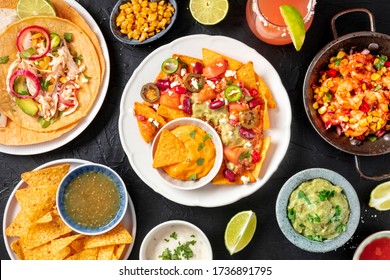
[[109, 0, 178, 45], [56, 163, 128, 235], [276, 168, 360, 253]]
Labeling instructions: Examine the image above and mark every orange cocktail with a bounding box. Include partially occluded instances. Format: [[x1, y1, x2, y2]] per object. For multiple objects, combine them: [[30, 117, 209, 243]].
[[246, 0, 316, 45]]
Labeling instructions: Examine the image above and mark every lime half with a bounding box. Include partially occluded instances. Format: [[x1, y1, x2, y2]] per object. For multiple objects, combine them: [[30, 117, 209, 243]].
[[224, 210, 257, 255], [369, 181, 390, 211], [189, 0, 229, 25], [17, 0, 56, 19], [280, 4, 305, 51]]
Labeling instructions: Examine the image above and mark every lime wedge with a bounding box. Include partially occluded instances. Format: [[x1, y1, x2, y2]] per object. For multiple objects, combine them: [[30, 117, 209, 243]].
[[224, 210, 257, 255], [280, 4, 305, 51], [369, 181, 390, 211], [16, 0, 56, 19], [189, 0, 229, 25]]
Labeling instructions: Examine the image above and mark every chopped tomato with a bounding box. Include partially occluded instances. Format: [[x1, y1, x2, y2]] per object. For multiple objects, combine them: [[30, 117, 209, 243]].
[[198, 84, 217, 102], [202, 58, 228, 78], [159, 90, 181, 109], [228, 102, 248, 112], [223, 146, 245, 165]]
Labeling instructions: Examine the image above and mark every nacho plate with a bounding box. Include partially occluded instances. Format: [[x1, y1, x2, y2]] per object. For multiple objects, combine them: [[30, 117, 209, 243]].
[[0, 0, 110, 155], [118, 35, 291, 207], [2, 158, 137, 260]]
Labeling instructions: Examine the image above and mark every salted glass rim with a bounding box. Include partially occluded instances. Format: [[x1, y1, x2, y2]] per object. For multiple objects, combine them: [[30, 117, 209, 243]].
[[250, 0, 316, 28]]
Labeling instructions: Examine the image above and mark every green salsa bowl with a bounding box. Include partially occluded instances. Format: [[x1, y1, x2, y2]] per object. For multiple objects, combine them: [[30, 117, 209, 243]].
[[276, 168, 360, 253], [56, 163, 128, 235]]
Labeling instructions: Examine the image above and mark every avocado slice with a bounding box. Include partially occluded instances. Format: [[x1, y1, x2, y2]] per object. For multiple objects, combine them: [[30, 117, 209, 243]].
[[15, 97, 39, 117]]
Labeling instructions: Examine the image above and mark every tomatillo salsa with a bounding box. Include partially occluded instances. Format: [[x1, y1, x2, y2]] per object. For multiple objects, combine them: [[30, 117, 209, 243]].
[[287, 178, 350, 241], [63, 171, 121, 228], [163, 125, 216, 181]]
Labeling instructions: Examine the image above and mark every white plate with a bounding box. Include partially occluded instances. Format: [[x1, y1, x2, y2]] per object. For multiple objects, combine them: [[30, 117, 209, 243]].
[[0, 0, 110, 155], [2, 159, 137, 260], [118, 34, 291, 207]]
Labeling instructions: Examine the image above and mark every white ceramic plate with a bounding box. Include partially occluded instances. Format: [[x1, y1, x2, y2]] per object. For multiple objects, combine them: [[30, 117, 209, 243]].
[[2, 159, 137, 260], [118, 34, 291, 207], [0, 0, 110, 155]]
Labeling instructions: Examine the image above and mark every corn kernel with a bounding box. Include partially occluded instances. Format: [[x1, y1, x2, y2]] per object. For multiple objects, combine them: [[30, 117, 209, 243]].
[[371, 73, 381, 81], [359, 119, 368, 127], [349, 118, 357, 124], [318, 106, 327, 115], [337, 51, 347, 59], [60, 77, 68, 84], [341, 116, 349, 122], [320, 86, 328, 93], [362, 83, 366, 90], [313, 102, 319, 110], [367, 115, 373, 123]]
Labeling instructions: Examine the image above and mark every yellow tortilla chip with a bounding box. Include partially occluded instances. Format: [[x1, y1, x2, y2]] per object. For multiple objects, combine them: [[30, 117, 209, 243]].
[[152, 129, 188, 168], [83, 224, 133, 249], [212, 164, 256, 185], [114, 243, 126, 260], [21, 164, 70, 188], [173, 54, 203, 73], [5, 209, 31, 237], [157, 104, 189, 121], [236, 62, 257, 89], [256, 74, 276, 109], [134, 102, 166, 143], [70, 238, 86, 253], [97, 245, 115, 260], [66, 248, 98, 260], [251, 136, 271, 179], [10, 240, 25, 260], [15, 185, 58, 222], [202, 48, 243, 71], [24, 210, 73, 250]]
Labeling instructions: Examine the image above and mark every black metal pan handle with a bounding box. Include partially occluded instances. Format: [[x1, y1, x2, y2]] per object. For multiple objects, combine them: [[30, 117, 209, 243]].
[[331, 8, 376, 39], [354, 156, 390, 181]]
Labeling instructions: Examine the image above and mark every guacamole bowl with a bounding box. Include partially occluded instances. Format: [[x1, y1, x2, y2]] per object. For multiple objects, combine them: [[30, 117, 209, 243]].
[[56, 163, 128, 235], [151, 117, 223, 190], [276, 168, 360, 253]]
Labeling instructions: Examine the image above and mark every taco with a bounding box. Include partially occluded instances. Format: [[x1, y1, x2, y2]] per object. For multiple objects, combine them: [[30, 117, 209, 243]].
[[0, 16, 101, 133]]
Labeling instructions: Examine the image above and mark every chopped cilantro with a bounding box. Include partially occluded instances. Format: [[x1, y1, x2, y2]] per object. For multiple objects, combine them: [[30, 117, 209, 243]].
[[64, 32, 73, 43], [203, 133, 212, 141], [298, 190, 311, 204], [170, 232, 178, 240], [40, 79, 50, 91], [197, 142, 205, 151], [189, 130, 197, 139], [318, 190, 335, 201], [20, 47, 35, 59], [334, 57, 342, 66], [307, 235, 323, 242], [0, 55, 9, 64], [336, 224, 346, 233], [196, 158, 204, 166], [158, 232, 197, 260], [288, 208, 295, 223], [188, 174, 197, 181], [330, 205, 342, 222]]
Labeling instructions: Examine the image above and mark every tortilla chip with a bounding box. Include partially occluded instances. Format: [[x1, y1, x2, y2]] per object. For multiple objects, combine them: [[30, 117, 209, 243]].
[[236, 62, 257, 89], [5, 209, 32, 237], [10, 240, 25, 260], [24, 210, 73, 250], [114, 244, 126, 260], [97, 245, 115, 260], [251, 136, 271, 179], [173, 54, 203, 73], [21, 164, 70, 188], [157, 104, 189, 121], [202, 48, 243, 71], [83, 224, 132, 249], [212, 163, 256, 185], [134, 102, 166, 143], [152, 129, 188, 168], [70, 238, 86, 253], [66, 248, 98, 260], [256, 74, 276, 109]]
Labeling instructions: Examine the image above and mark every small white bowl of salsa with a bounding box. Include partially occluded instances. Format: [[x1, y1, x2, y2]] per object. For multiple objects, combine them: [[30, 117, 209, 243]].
[[151, 117, 223, 190], [56, 163, 128, 235], [353, 230, 390, 260], [139, 220, 213, 260]]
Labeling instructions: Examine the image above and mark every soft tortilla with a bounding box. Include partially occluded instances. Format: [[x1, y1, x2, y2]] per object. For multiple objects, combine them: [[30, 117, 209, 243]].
[[0, 16, 101, 132]]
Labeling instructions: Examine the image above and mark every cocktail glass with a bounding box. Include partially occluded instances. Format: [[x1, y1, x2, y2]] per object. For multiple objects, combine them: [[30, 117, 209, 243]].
[[246, 0, 316, 46]]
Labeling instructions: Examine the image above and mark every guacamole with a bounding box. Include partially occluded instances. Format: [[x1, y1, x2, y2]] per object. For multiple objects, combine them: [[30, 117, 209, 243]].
[[287, 178, 350, 241]]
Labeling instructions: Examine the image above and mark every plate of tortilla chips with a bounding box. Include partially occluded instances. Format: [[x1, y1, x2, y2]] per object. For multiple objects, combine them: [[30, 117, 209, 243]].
[[118, 35, 291, 207], [3, 159, 136, 260], [0, 0, 109, 155]]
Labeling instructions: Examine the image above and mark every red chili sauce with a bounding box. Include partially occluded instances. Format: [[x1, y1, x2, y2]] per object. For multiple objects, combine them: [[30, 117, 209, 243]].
[[359, 237, 390, 260]]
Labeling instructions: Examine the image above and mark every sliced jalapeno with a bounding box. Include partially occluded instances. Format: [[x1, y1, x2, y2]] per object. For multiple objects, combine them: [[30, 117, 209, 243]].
[[184, 73, 205, 93], [239, 109, 259, 129], [161, 58, 179, 74], [50, 33, 61, 49], [140, 83, 160, 103], [224, 85, 242, 102]]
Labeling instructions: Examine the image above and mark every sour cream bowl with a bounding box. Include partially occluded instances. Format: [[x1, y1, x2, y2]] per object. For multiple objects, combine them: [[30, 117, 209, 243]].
[[56, 163, 128, 235], [139, 220, 213, 260], [276, 168, 360, 253], [151, 117, 223, 190]]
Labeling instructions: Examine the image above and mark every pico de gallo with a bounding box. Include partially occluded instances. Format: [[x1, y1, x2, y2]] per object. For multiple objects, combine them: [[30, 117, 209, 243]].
[[137, 55, 267, 184]]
